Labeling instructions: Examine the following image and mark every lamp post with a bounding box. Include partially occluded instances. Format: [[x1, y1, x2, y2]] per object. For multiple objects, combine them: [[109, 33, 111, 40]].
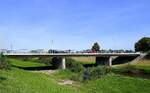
[[51, 40, 53, 53]]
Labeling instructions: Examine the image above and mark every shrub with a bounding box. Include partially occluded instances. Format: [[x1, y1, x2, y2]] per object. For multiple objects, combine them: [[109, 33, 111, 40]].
[[66, 58, 84, 73], [83, 66, 112, 81], [51, 57, 62, 69], [38, 57, 52, 66], [0, 53, 10, 70], [70, 73, 83, 81], [22, 57, 30, 61]]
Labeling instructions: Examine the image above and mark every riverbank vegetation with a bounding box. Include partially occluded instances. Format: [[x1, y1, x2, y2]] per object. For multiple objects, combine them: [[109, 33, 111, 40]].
[[0, 58, 150, 93]]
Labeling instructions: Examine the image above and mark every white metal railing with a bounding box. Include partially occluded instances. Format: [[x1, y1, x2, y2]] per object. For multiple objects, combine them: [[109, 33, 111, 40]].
[[4, 52, 141, 56]]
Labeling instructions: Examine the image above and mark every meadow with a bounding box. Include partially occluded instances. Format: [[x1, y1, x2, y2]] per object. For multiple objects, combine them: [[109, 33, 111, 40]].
[[0, 58, 150, 93]]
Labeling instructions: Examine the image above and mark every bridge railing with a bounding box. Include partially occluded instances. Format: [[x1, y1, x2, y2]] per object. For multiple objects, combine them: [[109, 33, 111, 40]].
[[4, 52, 141, 56]]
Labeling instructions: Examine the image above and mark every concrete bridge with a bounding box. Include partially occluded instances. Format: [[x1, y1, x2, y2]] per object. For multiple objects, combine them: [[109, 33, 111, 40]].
[[4, 53, 141, 69]]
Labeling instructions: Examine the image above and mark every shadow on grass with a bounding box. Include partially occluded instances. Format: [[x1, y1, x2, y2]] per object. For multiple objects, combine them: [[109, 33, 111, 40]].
[[83, 64, 97, 68], [0, 76, 7, 82], [120, 72, 150, 79], [12, 65, 56, 70]]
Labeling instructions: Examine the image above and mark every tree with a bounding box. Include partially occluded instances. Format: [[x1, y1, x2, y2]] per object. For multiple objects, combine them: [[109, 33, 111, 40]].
[[135, 37, 150, 52], [91, 42, 100, 52]]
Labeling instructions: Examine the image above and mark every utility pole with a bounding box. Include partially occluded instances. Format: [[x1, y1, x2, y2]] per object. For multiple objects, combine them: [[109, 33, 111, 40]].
[[10, 44, 13, 53], [51, 40, 53, 53]]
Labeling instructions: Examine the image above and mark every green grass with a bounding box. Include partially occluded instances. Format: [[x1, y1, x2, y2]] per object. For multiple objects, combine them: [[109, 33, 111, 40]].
[[133, 60, 150, 72], [115, 60, 150, 73], [0, 68, 150, 93], [84, 75, 150, 93], [0, 59, 150, 93], [9, 58, 47, 67], [51, 69, 83, 81], [0, 68, 83, 93]]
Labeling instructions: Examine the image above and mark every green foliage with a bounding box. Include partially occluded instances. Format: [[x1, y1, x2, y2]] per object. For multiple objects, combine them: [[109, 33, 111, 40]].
[[83, 66, 112, 80], [66, 58, 84, 73], [91, 42, 100, 52], [51, 57, 62, 69], [38, 57, 52, 66], [0, 53, 10, 69], [135, 37, 150, 52], [53, 69, 83, 81], [22, 57, 30, 61]]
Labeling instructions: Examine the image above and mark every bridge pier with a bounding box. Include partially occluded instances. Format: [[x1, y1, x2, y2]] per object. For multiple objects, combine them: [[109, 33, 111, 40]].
[[51, 57, 66, 69], [61, 57, 66, 69], [96, 56, 113, 66], [109, 57, 112, 66]]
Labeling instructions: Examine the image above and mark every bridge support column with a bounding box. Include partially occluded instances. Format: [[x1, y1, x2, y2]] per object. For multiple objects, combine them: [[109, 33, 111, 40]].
[[61, 57, 66, 69], [109, 57, 112, 66]]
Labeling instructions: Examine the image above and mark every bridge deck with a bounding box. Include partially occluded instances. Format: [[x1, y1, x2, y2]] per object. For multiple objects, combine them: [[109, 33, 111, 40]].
[[4, 53, 141, 57]]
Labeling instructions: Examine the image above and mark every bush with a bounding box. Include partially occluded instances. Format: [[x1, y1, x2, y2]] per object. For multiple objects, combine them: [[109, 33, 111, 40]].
[[70, 73, 83, 81], [83, 66, 112, 81], [66, 58, 84, 73], [51, 57, 62, 69], [22, 57, 30, 61], [38, 57, 52, 66], [0, 53, 10, 70]]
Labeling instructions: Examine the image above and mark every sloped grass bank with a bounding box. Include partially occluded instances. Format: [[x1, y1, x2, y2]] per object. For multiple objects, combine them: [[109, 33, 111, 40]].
[[84, 75, 150, 93], [133, 60, 150, 73], [9, 58, 47, 67], [0, 67, 150, 93], [0, 68, 84, 93], [114, 60, 150, 74], [0, 58, 150, 93]]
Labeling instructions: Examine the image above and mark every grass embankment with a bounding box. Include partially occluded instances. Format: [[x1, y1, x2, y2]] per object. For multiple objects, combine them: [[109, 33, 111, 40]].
[[114, 60, 150, 73], [0, 68, 83, 93], [0, 58, 150, 93], [1, 68, 150, 93], [9, 58, 47, 67], [133, 60, 150, 71]]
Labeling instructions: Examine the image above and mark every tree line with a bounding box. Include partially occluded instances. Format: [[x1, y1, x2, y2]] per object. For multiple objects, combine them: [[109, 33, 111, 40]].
[[91, 37, 150, 53]]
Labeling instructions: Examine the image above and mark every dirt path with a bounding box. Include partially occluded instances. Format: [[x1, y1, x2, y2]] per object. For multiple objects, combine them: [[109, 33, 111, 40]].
[[30, 70, 58, 75]]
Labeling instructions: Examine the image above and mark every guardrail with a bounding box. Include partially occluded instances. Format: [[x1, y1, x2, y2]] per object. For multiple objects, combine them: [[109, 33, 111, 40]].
[[4, 52, 141, 57]]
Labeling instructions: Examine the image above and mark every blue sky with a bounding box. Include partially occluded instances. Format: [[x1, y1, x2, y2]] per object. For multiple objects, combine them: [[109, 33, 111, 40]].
[[0, 0, 150, 50]]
